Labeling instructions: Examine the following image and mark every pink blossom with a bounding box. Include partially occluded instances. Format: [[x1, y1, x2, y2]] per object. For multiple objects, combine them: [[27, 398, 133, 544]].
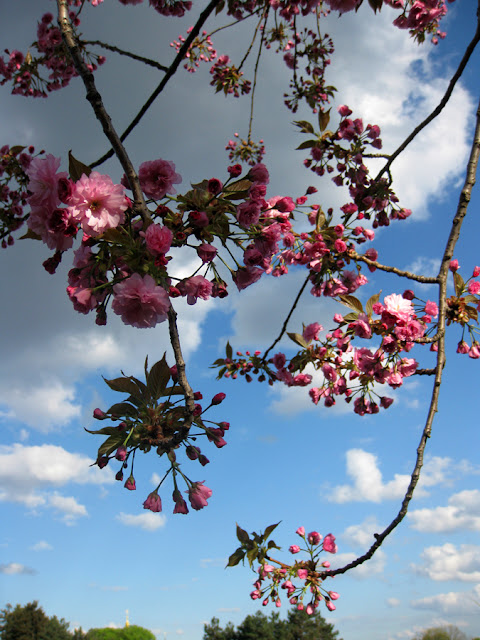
[[468, 281, 480, 295], [473, 266, 480, 278], [297, 569, 308, 580], [383, 293, 414, 322], [138, 158, 181, 199], [27, 154, 67, 210], [233, 266, 263, 291], [307, 531, 322, 545], [296, 526, 305, 536], [326, 601, 336, 611], [197, 243, 218, 263], [68, 172, 127, 236], [236, 199, 261, 228], [144, 223, 173, 255], [303, 322, 323, 342], [449, 259, 459, 272], [323, 533, 337, 553], [329, 591, 340, 600], [172, 488, 189, 514], [289, 545, 301, 554], [143, 491, 162, 512], [124, 475, 136, 491], [180, 275, 213, 305], [248, 163, 269, 184], [112, 273, 170, 328], [424, 300, 439, 316], [187, 481, 212, 510]]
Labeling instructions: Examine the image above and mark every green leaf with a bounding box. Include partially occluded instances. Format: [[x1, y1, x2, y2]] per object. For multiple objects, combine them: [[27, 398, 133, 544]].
[[295, 140, 316, 151], [85, 426, 123, 436], [224, 178, 252, 194], [226, 341, 233, 360], [68, 150, 91, 181], [366, 291, 381, 318], [339, 295, 364, 314], [342, 312, 359, 323], [287, 332, 309, 349], [97, 432, 125, 457], [215, 0, 225, 14], [466, 305, 478, 321], [19, 228, 42, 241], [226, 548, 245, 568], [267, 540, 281, 550], [106, 402, 138, 417], [293, 120, 315, 134], [453, 271, 465, 297], [236, 523, 250, 545], [147, 355, 171, 401], [223, 189, 251, 201], [246, 544, 259, 567], [9, 145, 26, 156], [103, 376, 143, 397], [318, 108, 331, 132], [262, 522, 280, 541], [100, 228, 126, 244]]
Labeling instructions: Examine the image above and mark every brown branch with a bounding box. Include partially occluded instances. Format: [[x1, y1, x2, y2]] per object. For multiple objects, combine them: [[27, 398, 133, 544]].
[[349, 250, 439, 284], [57, 0, 149, 218], [81, 39, 168, 71], [374, 8, 480, 183], [90, 0, 223, 168], [322, 95, 480, 580]]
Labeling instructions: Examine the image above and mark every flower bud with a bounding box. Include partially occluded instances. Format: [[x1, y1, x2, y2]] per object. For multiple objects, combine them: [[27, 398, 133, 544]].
[[211, 392, 226, 405]]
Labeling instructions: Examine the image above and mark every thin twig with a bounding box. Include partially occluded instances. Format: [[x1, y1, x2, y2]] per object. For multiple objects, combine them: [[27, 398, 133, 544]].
[[91, 0, 223, 168], [247, 9, 269, 141], [81, 39, 168, 71], [262, 275, 310, 362], [349, 250, 439, 284], [322, 95, 480, 580]]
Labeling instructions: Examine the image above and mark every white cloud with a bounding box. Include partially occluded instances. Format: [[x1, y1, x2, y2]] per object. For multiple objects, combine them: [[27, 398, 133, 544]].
[[405, 256, 441, 280], [411, 584, 480, 614], [413, 544, 480, 582], [30, 540, 53, 551], [330, 549, 386, 578], [116, 512, 167, 531], [408, 489, 480, 533], [387, 598, 401, 607], [48, 492, 88, 524], [0, 443, 113, 510], [0, 562, 36, 575], [328, 450, 451, 503], [0, 382, 81, 433], [341, 516, 382, 548]]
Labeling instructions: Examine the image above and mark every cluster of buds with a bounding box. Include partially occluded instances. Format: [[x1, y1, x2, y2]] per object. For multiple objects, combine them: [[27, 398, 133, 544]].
[[170, 28, 217, 73], [447, 262, 480, 357], [89, 356, 228, 514], [227, 523, 339, 613], [225, 134, 266, 166], [210, 56, 251, 98]]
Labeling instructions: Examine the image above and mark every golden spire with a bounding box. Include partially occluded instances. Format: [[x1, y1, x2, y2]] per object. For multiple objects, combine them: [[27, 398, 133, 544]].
[[125, 609, 130, 628]]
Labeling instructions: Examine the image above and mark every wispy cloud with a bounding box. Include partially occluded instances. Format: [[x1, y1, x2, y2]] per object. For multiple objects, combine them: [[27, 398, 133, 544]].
[[116, 512, 167, 531]]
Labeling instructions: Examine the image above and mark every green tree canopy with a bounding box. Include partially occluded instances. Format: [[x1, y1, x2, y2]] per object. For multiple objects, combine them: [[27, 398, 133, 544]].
[[413, 626, 469, 640], [0, 602, 72, 640], [85, 626, 155, 640], [203, 609, 341, 640]]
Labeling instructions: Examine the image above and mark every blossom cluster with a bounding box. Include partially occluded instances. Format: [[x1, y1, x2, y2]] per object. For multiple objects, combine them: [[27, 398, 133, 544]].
[[91, 357, 228, 514], [0, 12, 105, 98], [250, 526, 339, 613]]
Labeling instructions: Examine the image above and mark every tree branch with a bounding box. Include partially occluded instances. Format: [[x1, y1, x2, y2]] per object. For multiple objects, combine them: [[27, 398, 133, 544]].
[[90, 0, 223, 168], [81, 39, 168, 71], [322, 95, 480, 580]]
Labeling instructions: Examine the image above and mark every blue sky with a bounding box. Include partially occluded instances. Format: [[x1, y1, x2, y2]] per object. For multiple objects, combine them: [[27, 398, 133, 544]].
[[1, 1, 480, 640]]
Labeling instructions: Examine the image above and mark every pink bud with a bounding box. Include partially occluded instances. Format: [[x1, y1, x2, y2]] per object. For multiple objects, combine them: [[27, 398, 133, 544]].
[[289, 545, 301, 554], [143, 491, 162, 512], [326, 601, 336, 611], [115, 446, 127, 461], [296, 526, 305, 536], [211, 392, 226, 405], [307, 531, 322, 545], [93, 408, 106, 419], [329, 591, 340, 600], [124, 476, 136, 491], [449, 259, 459, 272]]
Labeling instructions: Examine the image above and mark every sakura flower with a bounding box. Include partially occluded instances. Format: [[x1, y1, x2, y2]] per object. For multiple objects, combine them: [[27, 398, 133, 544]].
[[173, 488, 189, 514], [179, 275, 213, 305], [143, 491, 162, 512], [138, 158, 182, 200], [323, 533, 337, 553], [112, 273, 170, 328], [144, 223, 173, 255], [68, 172, 127, 236], [187, 481, 212, 510], [27, 154, 68, 211]]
